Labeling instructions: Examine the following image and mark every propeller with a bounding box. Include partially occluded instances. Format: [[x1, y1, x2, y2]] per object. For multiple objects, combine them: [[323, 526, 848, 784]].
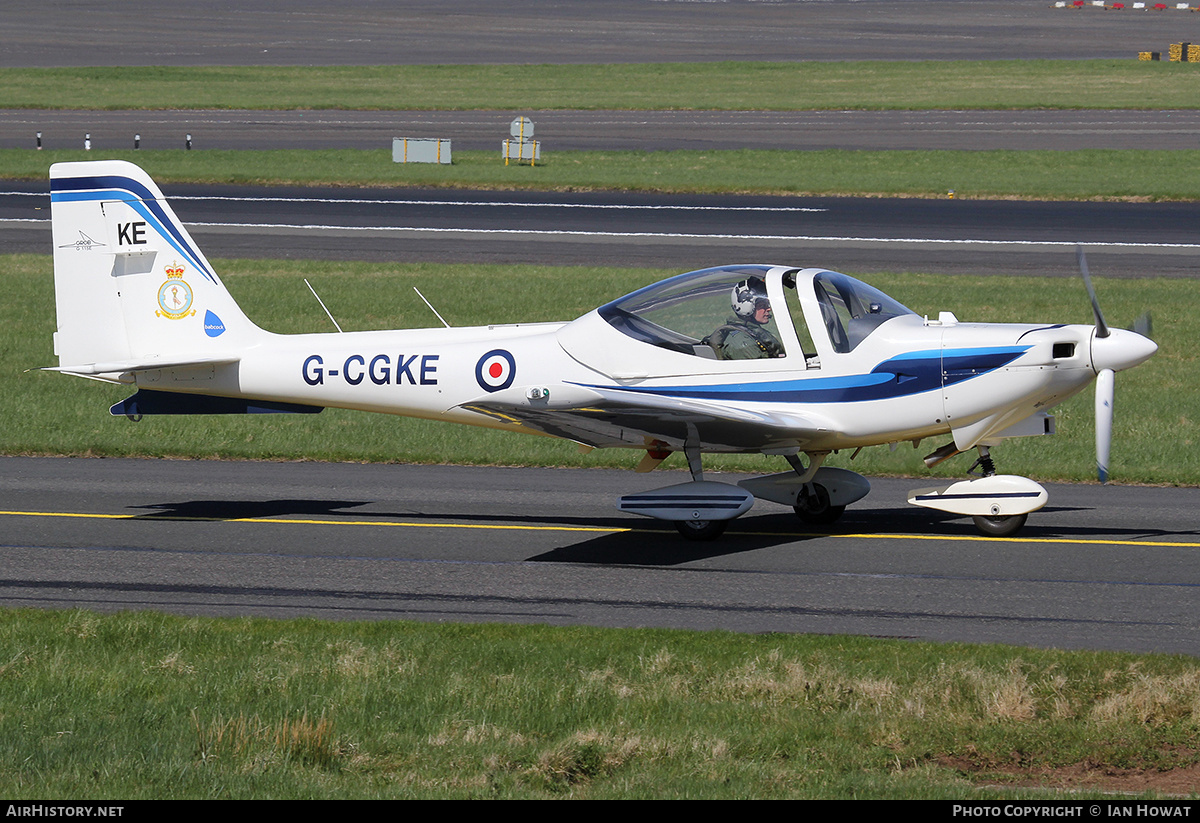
[[1077, 245, 1108, 339], [1076, 246, 1157, 483], [1095, 367, 1114, 484]]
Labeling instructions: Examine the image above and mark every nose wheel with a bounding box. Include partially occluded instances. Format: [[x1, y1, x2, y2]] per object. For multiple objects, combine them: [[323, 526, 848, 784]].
[[971, 512, 1028, 538], [967, 447, 1027, 537], [910, 445, 1046, 538]]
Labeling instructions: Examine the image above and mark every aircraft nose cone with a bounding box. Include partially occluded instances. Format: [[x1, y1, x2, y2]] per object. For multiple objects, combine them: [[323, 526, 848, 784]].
[[1091, 328, 1157, 374]]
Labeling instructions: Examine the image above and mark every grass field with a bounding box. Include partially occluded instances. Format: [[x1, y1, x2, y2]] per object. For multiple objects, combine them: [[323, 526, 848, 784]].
[[8, 148, 1200, 200], [4, 255, 1189, 485], [3, 61, 1199, 111], [6, 60, 1200, 203], [5, 607, 1200, 799]]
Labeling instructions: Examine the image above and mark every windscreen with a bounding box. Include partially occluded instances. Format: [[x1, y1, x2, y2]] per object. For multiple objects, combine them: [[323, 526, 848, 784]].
[[812, 271, 916, 353]]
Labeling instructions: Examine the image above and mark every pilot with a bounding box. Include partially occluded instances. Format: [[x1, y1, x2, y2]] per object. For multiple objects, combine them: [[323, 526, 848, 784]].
[[709, 277, 785, 360]]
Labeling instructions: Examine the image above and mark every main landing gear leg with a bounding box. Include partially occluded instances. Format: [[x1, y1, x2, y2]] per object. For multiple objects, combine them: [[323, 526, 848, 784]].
[[674, 445, 729, 540]]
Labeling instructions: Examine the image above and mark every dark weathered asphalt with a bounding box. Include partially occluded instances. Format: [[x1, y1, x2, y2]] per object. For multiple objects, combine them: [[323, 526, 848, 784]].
[[3, 457, 1199, 654], [4, 179, 1198, 276], [3, 0, 1195, 66]]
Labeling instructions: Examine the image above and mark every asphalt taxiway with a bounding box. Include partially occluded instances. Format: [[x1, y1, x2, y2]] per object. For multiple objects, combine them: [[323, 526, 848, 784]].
[[3, 457, 1199, 654]]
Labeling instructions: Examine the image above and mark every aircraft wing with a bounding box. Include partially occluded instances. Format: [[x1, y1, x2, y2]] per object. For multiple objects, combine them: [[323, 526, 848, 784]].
[[458, 382, 829, 452]]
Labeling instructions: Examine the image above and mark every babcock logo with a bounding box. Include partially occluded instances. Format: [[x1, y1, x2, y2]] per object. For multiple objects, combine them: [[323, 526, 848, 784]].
[[204, 310, 226, 338]]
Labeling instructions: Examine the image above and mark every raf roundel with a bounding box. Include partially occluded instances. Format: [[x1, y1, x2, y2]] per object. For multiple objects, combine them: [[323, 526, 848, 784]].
[[475, 349, 516, 392]]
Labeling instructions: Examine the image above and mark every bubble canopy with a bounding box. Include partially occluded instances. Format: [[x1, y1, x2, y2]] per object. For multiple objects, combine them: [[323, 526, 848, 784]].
[[596, 265, 916, 359]]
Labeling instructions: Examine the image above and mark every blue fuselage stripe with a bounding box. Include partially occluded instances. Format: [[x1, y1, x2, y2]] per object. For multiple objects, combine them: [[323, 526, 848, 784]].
[[579, 346, 1029, 405], [914, 492, 1041, 501]]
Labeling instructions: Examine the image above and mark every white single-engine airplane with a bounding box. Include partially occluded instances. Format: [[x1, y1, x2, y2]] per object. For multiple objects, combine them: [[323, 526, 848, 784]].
[[48, 160, 1157, 539]]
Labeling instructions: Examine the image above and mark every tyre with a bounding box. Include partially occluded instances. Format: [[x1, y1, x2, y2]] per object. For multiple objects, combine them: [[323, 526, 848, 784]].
[[793, 483, 846, 525], [674, 519, 728, 541], [971, 513, 1028, 537]]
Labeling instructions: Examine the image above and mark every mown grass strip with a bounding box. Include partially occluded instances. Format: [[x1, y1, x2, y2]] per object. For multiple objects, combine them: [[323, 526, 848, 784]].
[[3, 61, 1200, 110], [7, 148, 1200, 200], [3, 607, 1200, 798], [3, 255, 1193, 485]]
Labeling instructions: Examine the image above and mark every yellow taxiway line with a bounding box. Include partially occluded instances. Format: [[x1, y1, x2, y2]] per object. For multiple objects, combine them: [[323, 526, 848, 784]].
[[3, 509, 1199, 548]]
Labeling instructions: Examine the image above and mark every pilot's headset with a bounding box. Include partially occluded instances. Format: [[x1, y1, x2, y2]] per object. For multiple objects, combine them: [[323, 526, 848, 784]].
[[731, 277, 770, 320]]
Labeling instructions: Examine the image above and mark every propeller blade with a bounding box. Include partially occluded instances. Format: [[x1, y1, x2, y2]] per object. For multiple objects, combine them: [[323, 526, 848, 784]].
[[1077, 245, 1110, 339], [1095, 368, 1114, 484], [1131, 311, 1153, 340]]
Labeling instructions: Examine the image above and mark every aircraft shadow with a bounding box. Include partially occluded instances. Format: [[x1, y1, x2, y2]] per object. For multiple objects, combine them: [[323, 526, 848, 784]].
[[127, 498, 641, 531], [123, 498, 1200, 570], [531, 502, 1200, 566], [530, 506, 952, 565], [129, 499, 375, 520]]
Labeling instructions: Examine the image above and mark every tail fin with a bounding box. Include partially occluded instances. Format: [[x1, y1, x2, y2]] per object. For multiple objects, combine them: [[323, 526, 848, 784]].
[[50, 160, 263, 374]]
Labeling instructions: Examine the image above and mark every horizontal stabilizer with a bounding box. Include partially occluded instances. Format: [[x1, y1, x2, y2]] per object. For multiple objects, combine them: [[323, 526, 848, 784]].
[[48, 354, 240, 377], [110, 390, 324, 416]]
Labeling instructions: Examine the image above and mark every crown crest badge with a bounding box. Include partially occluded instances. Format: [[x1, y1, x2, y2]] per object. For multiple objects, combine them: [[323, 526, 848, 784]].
[[156, 262, 195, 319]]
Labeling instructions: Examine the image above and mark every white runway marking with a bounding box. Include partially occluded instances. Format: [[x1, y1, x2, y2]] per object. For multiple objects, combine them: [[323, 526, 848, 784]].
[[5, 189, 1197, 249], [181, 220, 1200, 250], [3, 190, 826, 213], [6, 215, 1200, 250], [174, 195, 829, 213]]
